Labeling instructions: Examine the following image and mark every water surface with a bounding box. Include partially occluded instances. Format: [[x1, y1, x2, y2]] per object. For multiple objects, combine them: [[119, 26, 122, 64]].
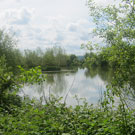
[[20, 68, 112, 106]]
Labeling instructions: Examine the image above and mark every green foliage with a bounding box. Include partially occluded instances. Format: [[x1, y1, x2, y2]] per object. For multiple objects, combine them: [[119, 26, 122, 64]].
[[42, 66, 61, 71], [0, 95, 135, 135], [0, 30, 17, 71], [1, 1, 135, 134], [24, 49, 42, 68], [0, 56, 46, 94], [0, 56, 15, 95], [86, 0, 135, 89], [0, 56, 46, 111], [81, 1, 135, 134], [88, 0, 135, 46], [90, 0, 135, 83], [18, 65, 46, 84], [1, 50, 134, 134], [22, 46, 79, 70], [67, 54, 81, 67]]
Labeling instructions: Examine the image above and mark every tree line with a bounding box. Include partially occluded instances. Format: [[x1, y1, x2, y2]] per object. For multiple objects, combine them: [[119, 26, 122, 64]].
[[0, 30, 82, 72]]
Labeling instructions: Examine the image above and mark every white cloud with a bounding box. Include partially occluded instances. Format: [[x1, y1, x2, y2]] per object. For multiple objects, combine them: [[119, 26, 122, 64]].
[[67, 23, 78, 32], [0, 7, 34, 25], [0, 0, 109, 54]]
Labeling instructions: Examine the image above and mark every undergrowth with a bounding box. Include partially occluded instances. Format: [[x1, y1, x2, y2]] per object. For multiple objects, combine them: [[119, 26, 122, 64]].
[[0, 95, 135, 135]]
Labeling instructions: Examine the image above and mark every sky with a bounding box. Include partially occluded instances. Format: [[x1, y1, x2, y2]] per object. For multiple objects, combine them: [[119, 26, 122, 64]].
[[0, 0, 117, 55]]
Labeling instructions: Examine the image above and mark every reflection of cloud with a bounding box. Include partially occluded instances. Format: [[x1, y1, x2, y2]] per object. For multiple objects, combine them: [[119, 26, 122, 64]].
[[20, 69, 107, 106], [65, 69, 106, 104]]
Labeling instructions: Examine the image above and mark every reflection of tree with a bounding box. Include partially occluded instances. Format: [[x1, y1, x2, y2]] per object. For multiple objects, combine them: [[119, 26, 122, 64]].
[[50, 71, 77, 95], [85, 67, 114, 83], [51, 73, 67, 94], [27, 73, 55, 95], [85, 68, 98, 78], [97, 67, 114, 83], [34, 71, 78, 97], [26, 70, 78, 99], [46, 74, 54, 85]]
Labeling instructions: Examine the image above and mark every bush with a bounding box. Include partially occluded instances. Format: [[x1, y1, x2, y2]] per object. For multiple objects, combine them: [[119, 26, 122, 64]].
[[42, 66, 61, 71], [0, 95, 135, 135]]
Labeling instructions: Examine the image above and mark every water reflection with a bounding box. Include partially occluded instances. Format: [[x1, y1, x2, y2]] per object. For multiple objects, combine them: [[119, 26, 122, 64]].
[[20, 68, 113, 106], [85, 67, 113, 83]]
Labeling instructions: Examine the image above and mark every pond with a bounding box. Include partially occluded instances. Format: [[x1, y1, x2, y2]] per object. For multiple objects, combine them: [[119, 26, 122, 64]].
[[20, 67, 113, 106]]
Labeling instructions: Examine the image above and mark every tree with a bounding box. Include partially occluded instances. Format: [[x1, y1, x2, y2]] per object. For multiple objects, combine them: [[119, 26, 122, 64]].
[[42, 48, 56, 66], [88, 0, 135, 46], [67, 54, 80, 67], [87, 0, 135, 104], [54, 46, 68, 67], [0, 30, 17, 70], [24, 49, 42, 68]]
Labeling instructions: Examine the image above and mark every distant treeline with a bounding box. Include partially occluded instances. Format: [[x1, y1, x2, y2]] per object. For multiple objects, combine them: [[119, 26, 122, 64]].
[[0, 30, 83, 72], [83, 44, 135, 71]]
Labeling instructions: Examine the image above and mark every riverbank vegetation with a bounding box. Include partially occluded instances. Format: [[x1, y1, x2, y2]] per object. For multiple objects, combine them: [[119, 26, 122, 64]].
[[1, 0, 135, 134]]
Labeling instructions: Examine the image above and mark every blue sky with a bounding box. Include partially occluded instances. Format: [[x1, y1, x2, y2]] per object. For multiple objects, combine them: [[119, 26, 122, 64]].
[[0, 0, 116, 55]]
